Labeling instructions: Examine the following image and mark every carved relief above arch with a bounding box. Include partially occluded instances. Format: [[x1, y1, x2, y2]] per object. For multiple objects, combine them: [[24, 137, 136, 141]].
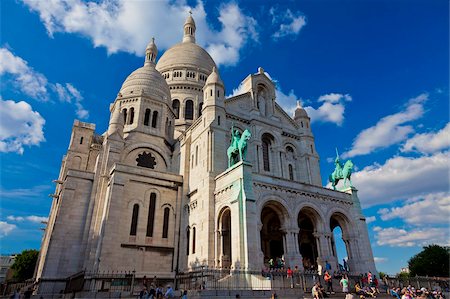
[[122, 143, 169, 171]]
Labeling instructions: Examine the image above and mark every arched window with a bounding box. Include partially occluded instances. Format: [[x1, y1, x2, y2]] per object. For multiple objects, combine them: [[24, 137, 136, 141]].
[[129, 107, 135, 124], [152, 111, 158, 128], [262, 134, 272, 172], [80, 137, 84, 144], [162, 207, 170, 238], [186, 228, 190, 255], [288, 164, 294, 181], [310, 144, 314, 153], [198, 102, 203, 117], [218, 116, 221, 126], [210, 89, 213, 97], [172, 99, 180, 119], [185, 100, 193, 120], [146, 193, 156, 237], [130, 204, 139, 236], [122, 109, 128, 124], [192, 227, 196, 254], [144, 109, 151, 126]]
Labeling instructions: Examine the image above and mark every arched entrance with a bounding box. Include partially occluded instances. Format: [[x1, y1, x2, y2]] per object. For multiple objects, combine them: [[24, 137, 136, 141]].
[[260, 205, 285, 265], [217, 208, 232, 268], [330, 212, 351, 272], [298, 208, 320, 270]]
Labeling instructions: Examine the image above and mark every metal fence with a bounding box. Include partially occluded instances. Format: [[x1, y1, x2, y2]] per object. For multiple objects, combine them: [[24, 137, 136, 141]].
[[175, 268, 323, 291], [2, 270, 449, 298]]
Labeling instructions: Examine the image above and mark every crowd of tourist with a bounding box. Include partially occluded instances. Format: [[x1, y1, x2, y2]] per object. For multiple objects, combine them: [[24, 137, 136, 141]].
[[389, 286, 446, 299]]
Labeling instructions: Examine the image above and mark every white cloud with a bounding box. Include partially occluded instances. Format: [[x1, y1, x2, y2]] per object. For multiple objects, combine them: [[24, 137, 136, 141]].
[[0, 48, 88, 118], [270, 7, 307, 39], [0, 100, 45, 154], [378, 192, 450, 225], [0, 185, 51, 198], [343, 93, 428, 158], [276, 89, 299, 116], [206, 3, 258, 66], [374, 257, 388, 263], [7, 215, 48, 224], [373, 226, 449, 247], [0, 221, 16, 237], [0, 48, 48, 101], [352, 151, 449, 207], [6, 216, 25, 222], [22, 0, 258, 67], [26, 216, 49, 223], [402, 123, 450, 154], [303, 93, 352, 126], [51, 83, 89, 119], [366, 216, 376, 224]]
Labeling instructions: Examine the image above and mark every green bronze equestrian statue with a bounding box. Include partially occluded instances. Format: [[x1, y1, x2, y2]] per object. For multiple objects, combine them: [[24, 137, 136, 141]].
[[227, 125, 251, 168], [329, 148, 354, 190]]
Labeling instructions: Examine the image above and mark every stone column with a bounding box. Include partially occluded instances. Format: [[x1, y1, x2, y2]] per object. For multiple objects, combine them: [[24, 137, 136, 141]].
[[284, 228, 303, 270]]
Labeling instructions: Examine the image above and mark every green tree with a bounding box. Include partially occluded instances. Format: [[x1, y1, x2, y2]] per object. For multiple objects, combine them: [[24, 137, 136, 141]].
[[408, 244, 449, 277], [378, 271, 387, 279], [10, 249, 39, 282]]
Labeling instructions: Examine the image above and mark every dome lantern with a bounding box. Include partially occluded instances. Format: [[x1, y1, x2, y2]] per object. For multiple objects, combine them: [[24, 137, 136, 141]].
[[145, 37, 158, 65], [183, 11, 196, 43]]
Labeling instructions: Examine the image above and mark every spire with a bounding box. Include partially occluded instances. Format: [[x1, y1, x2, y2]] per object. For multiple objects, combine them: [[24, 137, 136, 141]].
[[183, 11, 196, 43], [145, 37, 158, 65]]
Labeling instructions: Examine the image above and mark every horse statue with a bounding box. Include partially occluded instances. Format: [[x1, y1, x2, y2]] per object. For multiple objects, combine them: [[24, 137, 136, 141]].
[[227, 128, 251, 168], [328, 148, 354, 190]]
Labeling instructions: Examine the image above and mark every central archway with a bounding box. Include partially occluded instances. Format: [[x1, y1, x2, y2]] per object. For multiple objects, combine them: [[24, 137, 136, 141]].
[[260, 204, 286, 264], [298, 207, 321, 270]]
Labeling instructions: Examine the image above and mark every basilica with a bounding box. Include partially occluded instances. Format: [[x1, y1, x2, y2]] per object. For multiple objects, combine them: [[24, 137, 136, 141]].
[[35, 14, 376, 292]]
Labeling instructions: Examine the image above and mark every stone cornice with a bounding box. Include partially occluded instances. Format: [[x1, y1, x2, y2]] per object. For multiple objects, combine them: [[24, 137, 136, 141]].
[[225, 92, 251, 104], [253, 181, 353, 205], [225, 113, 251, 124]]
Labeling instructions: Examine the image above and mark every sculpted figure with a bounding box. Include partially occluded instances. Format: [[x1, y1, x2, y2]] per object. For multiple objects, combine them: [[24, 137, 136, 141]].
[[329, 148, 354, 190], [227, 126, 251, 168]]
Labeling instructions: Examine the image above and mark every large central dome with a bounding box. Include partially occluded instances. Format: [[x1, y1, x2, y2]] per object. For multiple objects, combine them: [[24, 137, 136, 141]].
[[156, 13, 216, 73], [156, 42, 216, 73]]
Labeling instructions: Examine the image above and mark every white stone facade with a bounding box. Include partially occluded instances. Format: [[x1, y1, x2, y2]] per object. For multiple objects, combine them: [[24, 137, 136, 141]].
[[35, 15, 376, 292]]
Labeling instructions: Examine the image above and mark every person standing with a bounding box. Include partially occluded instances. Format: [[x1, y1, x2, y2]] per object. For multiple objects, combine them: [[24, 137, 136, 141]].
[[287, 267, 293, 288], [324, 270, 334, 294], [340, 274, 350, 294]]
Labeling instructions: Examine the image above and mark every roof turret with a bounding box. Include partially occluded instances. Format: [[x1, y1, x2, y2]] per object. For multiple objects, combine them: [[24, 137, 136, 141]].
[[294, 101, 309, 119], [205, 67, 224, 87]]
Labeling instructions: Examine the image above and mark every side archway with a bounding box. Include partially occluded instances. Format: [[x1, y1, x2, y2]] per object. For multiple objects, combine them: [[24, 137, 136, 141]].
[[217, 207, 232, 268]]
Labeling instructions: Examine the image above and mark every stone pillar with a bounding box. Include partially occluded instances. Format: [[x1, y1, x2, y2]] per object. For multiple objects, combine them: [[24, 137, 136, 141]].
[[343, 187, 377, 274], [215, 161, 259, 270], [284, 228, 303, 270]]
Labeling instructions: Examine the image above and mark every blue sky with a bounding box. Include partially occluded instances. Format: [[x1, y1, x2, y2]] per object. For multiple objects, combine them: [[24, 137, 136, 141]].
[[0, 0, 449, 275]]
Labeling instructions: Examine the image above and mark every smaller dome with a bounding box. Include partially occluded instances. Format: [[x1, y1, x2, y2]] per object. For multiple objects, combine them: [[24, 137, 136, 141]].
[[119, 38, 170, 104], [119, 64, 171, 104], [205, 67, 223, 87]]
